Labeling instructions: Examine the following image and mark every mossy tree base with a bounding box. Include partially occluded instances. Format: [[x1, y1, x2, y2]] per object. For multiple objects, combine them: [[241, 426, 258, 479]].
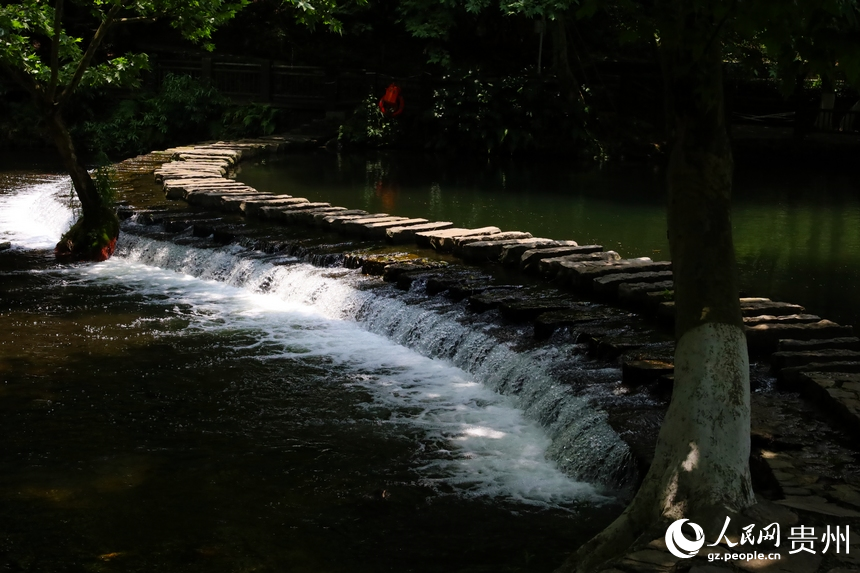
[[55, 207, 120, 262]]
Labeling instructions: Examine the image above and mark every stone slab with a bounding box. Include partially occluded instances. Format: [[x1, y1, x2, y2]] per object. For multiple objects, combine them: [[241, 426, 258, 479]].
[[743, 314, 822, 327], [533, 250, 618, 277], [778, 337, 860, 352], [772, 349, 860, 370], [592, 271, 674, 296], [746, 320, 854, 354], [453, 231, 533, 249], [498, 239, 569, 264], [617, 281, 674, 308], [219, 194, 279, 212], [326, 213, 391, 227], [538, 251, 625, 278], [460, 238, 548, 262], [242, 197, 309, 216], [741, 300, 806, 317], [565, 258, 671, 289], [185, 191, 261, 208], [386, 221, 454, 243], [257, 202, 330, 220], [314, 210, 372, 225], [520, 245, 602, 272], [415, 226, 501, 249], [278, 207, 347, 225], [361, 218, 429, 238]]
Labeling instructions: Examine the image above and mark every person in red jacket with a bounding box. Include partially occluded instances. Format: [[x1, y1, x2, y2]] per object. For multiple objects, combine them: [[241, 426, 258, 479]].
[[379, 83, 405, 117]]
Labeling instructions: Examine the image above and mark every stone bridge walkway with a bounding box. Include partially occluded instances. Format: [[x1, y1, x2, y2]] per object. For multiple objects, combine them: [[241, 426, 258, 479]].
[[112, 131, 860, 573]]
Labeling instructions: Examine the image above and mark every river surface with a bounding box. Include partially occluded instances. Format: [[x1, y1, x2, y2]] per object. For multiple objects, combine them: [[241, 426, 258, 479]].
[[238, 152, 860, 331], [0, 169, 622, 573]]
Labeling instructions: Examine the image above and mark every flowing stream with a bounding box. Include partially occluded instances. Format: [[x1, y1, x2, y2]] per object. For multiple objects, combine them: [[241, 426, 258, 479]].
[[0, 174, 624, 572]]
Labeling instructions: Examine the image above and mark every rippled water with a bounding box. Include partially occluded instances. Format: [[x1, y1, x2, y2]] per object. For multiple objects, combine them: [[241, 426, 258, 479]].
[[0, 173, 622, 572]]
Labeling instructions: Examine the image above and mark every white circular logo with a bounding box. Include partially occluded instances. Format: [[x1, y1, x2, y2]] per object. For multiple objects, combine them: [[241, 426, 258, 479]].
[[665, 519, 705, 558]]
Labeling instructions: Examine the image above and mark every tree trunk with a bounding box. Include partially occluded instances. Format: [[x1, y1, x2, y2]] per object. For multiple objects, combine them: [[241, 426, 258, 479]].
[[550, 15, 585, 108], [557, 4, 754, 572], [45, 109, 119, 261]]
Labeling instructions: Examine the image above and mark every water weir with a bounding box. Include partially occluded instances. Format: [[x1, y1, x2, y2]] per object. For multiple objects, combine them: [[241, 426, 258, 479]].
[[118, 134, 860, 500]]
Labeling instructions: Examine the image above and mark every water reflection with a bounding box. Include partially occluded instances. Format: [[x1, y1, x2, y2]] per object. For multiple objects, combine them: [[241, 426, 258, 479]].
[[239, 153, 860, 330]]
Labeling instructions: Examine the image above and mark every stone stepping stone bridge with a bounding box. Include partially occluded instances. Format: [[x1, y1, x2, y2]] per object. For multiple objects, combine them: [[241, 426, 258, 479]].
[[113, 135, 860, 573]]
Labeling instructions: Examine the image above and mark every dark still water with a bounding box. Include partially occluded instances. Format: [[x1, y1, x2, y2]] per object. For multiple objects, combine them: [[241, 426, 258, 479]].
[[0, 174, 622, 572], [238, 152, 860, 330]]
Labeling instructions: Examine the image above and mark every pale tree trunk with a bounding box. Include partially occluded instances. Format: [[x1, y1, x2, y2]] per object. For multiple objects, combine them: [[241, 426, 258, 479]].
[[557, 3, 754, 572]]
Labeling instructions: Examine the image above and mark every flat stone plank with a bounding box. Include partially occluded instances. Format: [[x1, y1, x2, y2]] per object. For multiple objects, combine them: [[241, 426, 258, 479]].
[[187, 192, 262, 208], [453, 231, 533, 249], [361, 218, 429, 238], [257, 202, 330, 220], [220, 194, 278, 212], [536, 251, 622, 278], [565, 258, 672, 288], [415, 226, 501, 249], [386, 221, 454, 242], [460, 238, 547, 262], [163, 178, 246, 189], [741, 300, 806, 317], [166, 185, 253, 201], [327, 213, 391, 227], [772, 349, 860, 370], [520, 245, 603, 272], [314, 210, 372, 225], [338, 216, 410, 233], [278, 207, 346, 225], [746, 320, 854, 354], [778, 337, 860, 352], [787, 362, 860, 378], [617, 280, 674, 305], [743, 314, 822, 327], [430, 228, 504, 251], [242, 197, 310, 216], [592, 270, 674, 295], [498, 239, 570, 264]]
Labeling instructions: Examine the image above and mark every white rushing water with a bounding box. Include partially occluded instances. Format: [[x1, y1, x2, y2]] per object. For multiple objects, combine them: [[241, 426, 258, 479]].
[[1, 178, 630, 507], [0, 176, 75, 249]]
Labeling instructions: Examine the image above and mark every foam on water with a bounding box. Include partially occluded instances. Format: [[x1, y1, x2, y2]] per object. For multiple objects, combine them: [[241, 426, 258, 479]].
[[114, 230, 636, 491], [79, 242, 605, 507], [0, 177, 74, 249]]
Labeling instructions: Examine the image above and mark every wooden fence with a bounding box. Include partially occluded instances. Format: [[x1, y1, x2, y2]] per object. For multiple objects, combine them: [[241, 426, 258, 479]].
[[153, 56, 431, 111]]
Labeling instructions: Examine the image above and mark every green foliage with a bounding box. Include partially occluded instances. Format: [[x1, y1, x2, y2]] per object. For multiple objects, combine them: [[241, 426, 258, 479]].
[[222, 102, 281, 137], [92, 159, 118, 205], [427, 70, 595, 155], [339, 93, 403, 147], [77, 75, 284, 158], [283, 0, 370, 33], [339, 71, 599, 157], [77, 73, 229, 157]]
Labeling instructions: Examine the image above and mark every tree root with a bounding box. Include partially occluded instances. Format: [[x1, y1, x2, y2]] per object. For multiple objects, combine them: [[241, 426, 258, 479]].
[[54, 207, 120, 262]]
